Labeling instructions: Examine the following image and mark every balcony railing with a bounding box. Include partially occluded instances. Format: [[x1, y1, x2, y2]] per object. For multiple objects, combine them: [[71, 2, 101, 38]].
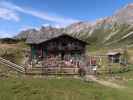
[[26, 67, 80, 75]]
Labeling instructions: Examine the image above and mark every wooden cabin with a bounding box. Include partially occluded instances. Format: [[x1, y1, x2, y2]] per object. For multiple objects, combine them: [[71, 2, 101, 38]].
[[26, 33, 88, 65], [25, 33, 89, 75], [28, 34, 87, 60], [107, 52, 121, 63]]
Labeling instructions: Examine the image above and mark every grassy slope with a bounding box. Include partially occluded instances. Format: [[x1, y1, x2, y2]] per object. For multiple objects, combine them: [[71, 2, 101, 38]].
[[0, 42, 28, 64], [0, 41, 133, 100], [0, 42, 28, 77], [0, 78, 133, 100]]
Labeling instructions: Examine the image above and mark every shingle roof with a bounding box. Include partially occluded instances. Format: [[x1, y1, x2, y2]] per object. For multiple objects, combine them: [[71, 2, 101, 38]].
[[107, 52, 121, 56], [26, 32, 88, 44]]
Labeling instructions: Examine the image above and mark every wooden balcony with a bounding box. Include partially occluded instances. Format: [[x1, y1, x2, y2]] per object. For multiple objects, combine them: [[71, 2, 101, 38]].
[[47, 44, 84, 51]]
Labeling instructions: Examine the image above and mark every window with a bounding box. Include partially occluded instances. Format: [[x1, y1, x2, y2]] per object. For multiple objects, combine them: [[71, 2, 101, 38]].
[[62, 43, 67, 46]]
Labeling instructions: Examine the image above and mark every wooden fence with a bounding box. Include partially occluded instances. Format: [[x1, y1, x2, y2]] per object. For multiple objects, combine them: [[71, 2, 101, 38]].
[[25, 67, 80, 75], [0, 57, 25, 73]]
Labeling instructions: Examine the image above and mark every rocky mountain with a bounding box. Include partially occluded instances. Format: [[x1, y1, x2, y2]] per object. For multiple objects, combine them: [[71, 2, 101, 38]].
[[65, 3, 133, 48], [15, 3, 133, 49], [14, 29, 38, 40]]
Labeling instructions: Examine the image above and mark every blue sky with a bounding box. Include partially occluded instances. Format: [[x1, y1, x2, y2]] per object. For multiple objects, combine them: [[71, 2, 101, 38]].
[[0, 0, 133, 38]]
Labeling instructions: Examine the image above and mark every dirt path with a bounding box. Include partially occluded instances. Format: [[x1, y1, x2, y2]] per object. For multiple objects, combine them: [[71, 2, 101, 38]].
[[85, 75, 126, 89]]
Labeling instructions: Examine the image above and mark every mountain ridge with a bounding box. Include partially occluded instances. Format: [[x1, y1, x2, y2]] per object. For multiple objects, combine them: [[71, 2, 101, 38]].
[[15, 3, 133, 49]]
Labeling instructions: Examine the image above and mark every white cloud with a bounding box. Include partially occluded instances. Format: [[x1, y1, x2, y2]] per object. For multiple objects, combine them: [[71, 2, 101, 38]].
[[0, 31, 13, 38], [0, 1, 80, 38], [0, 1, 79, 26], [19, 25, 40, 31], [0, 7, 19, 21], [51, 24, 63, 28], [43, 23, 66, 28]]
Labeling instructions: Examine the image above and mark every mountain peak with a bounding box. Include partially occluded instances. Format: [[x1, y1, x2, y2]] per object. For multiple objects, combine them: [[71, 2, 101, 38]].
[[126, 3, 133, 8]]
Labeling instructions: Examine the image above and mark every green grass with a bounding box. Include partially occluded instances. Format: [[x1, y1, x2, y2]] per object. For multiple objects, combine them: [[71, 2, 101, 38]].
[[1, 40, 133, 100], [109, 65, 133, 79], [0, 77, 132, 100]]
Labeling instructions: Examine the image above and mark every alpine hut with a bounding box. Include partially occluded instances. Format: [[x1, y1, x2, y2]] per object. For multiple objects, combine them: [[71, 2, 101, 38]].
[[26, 32, 88, 65]]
